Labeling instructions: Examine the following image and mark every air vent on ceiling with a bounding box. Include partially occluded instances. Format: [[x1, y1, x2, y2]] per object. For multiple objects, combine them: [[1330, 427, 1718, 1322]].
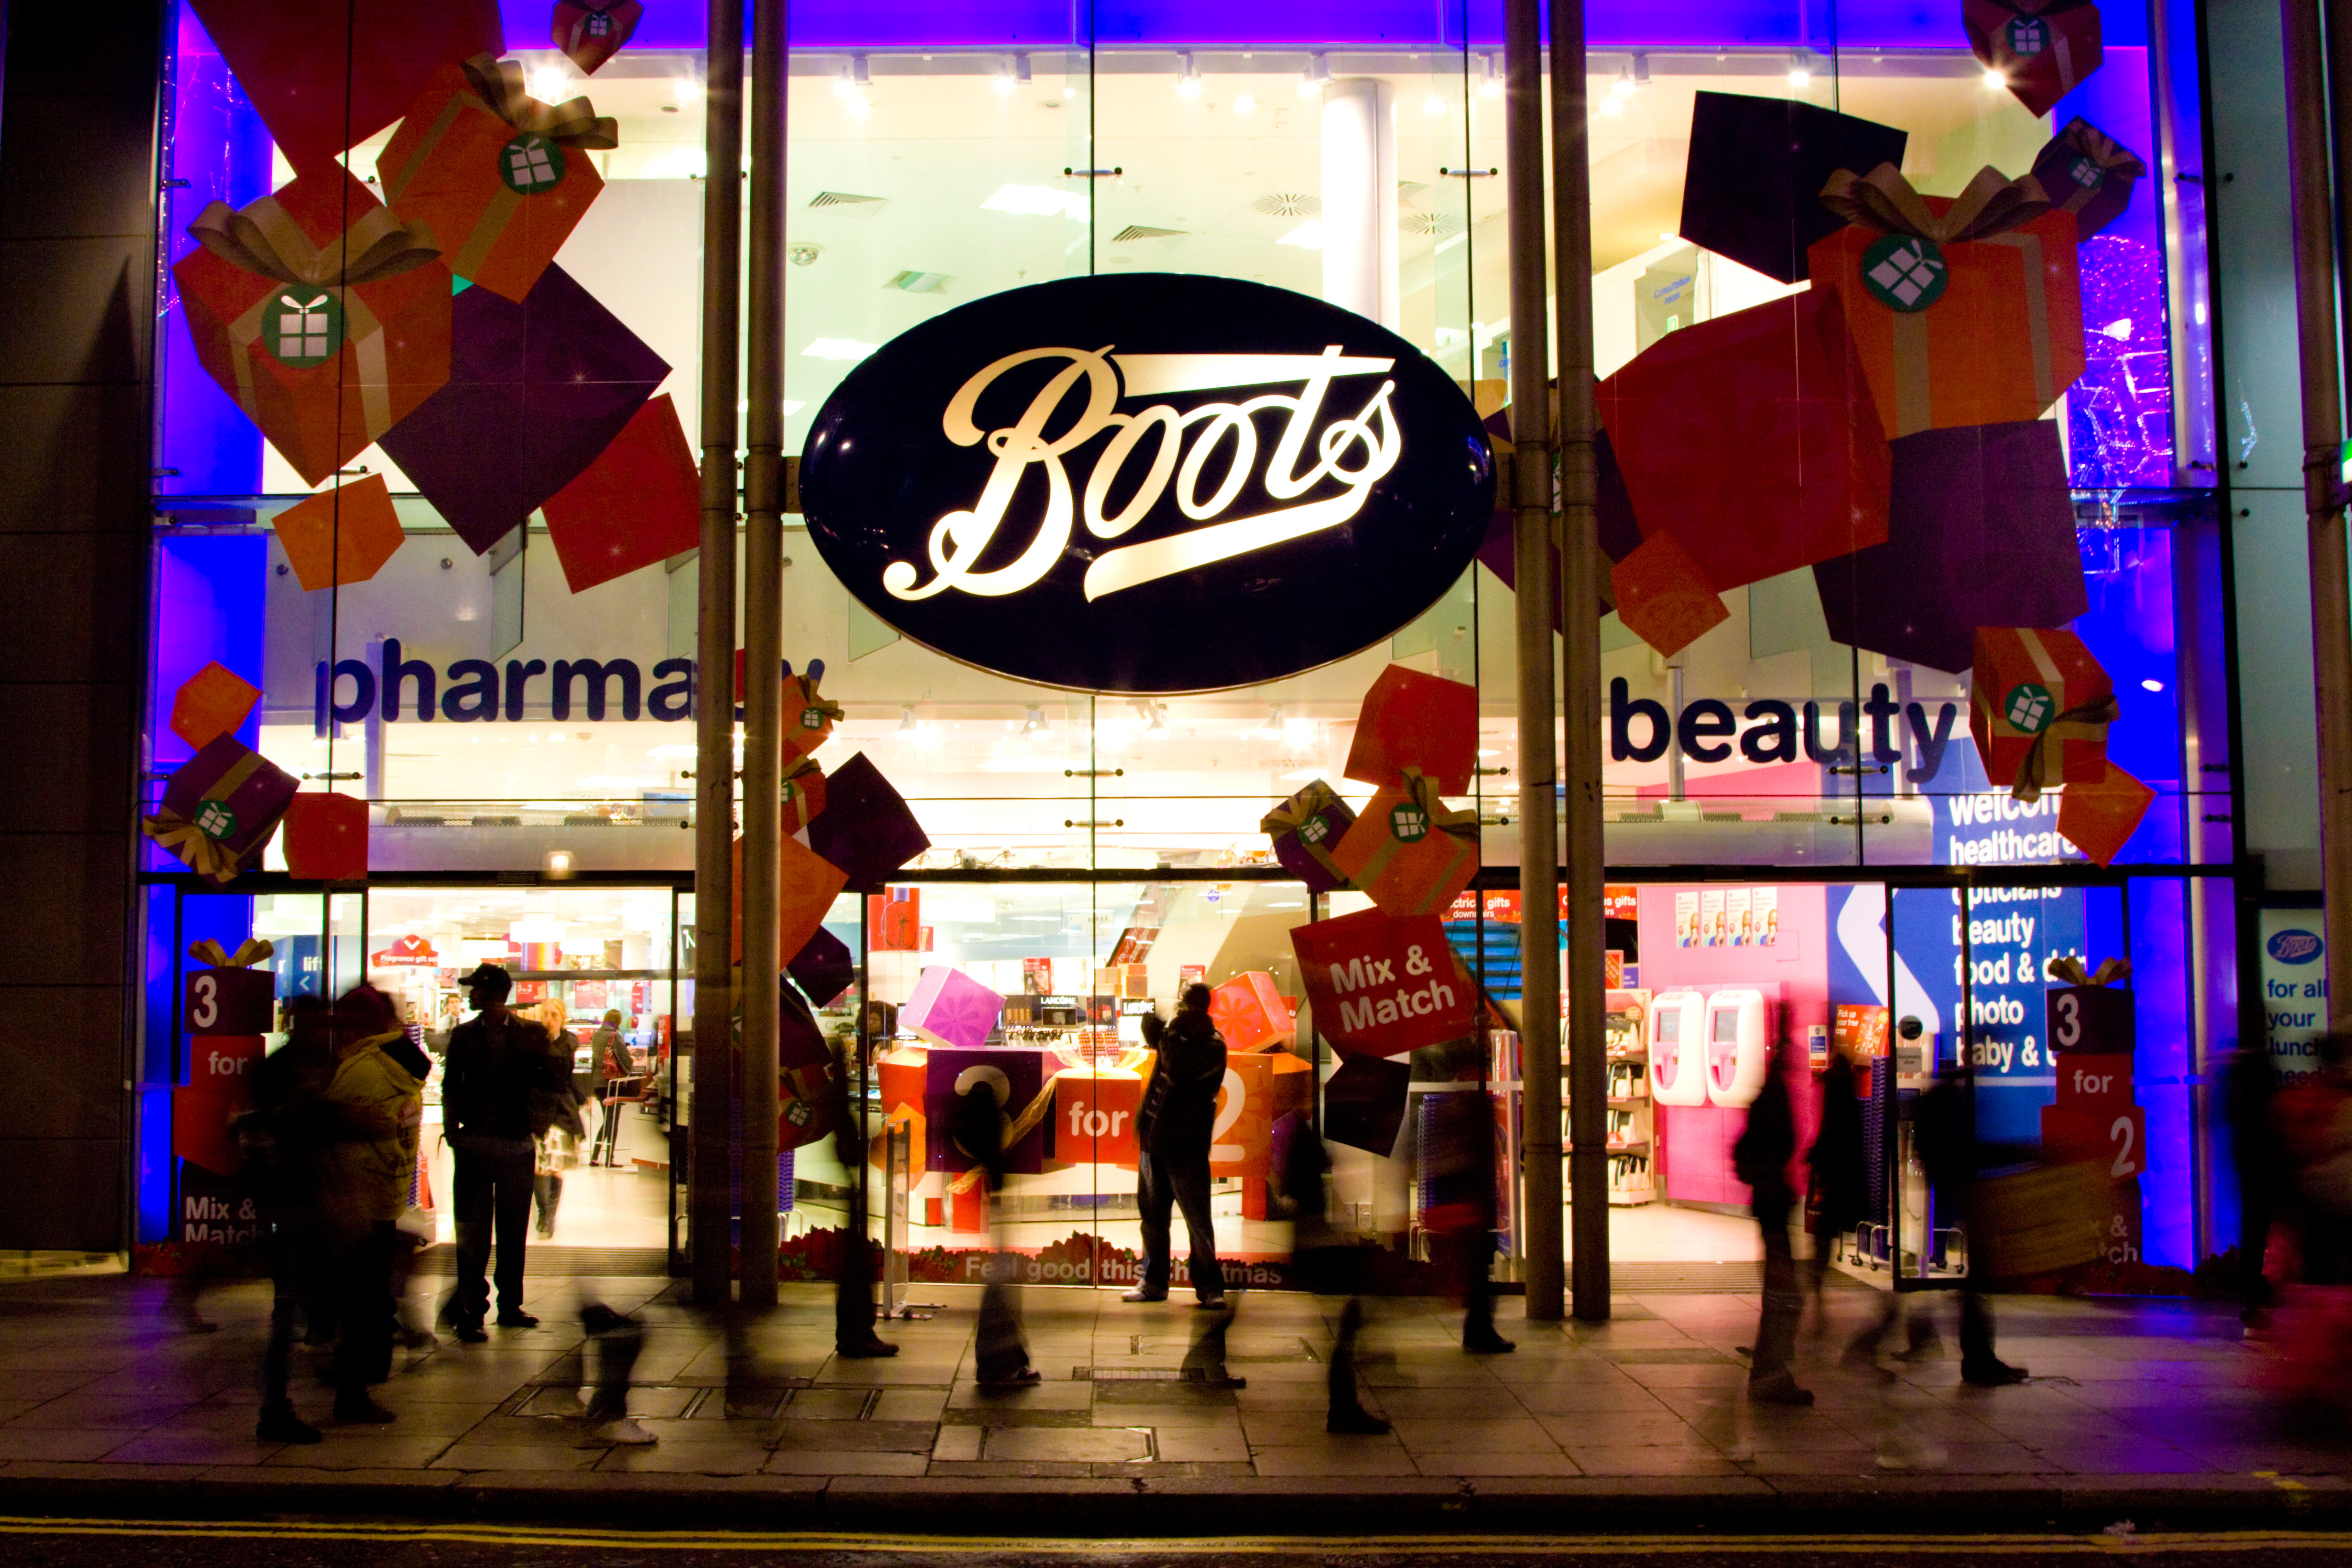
[[1402, 211, 1467, 236], [808, 190, 887, 216], [1250, 192, 1321, 218], [887, 270, 949, 292], [1111, 225, 1185, 243]]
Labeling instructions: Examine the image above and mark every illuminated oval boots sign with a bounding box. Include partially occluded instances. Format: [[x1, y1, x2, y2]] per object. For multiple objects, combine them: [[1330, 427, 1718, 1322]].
[[799, 275, 1497, 693]]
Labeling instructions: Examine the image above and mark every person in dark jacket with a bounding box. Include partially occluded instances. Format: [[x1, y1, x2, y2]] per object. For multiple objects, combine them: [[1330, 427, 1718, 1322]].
[[949, 1071, 1036, 1385], [1734, 1031, 1809, 1404], [1805, 1040, 1869, 1325], [1276, 1110, 1387, 1432], [439, 963, 569, 1341], [247, 995, 338, 1443], [1912, 1067, 2030, 1386], [1124, 984, 1229, 1306]]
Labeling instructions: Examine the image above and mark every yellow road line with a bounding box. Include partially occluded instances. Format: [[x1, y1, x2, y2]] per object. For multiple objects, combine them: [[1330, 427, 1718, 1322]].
[[0, 1522, 2347, 1555]]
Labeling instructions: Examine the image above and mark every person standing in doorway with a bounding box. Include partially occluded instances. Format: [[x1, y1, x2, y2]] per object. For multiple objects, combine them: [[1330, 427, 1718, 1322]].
[[441, 963, 570, 1341], [1124, 984, 1229, 1308], [591, 1009, 633, 1167]]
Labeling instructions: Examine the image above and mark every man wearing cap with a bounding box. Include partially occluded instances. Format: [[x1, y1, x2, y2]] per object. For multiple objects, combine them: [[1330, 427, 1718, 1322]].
[[441, 963, 571, 1340]]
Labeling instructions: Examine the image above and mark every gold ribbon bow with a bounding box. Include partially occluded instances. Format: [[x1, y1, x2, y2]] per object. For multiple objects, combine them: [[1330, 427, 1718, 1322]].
[[187, 198, 442, 289], [1260, 778, 1356, 885], [2046, 954, 2131, 987], [459, 54, 620, 149], [143, 747, 276, 885], [188, 937, 275, 969], [1820, 162, 2054, 245], [1393, 767, 1479, 843], [2012, 693, 2118, 804]]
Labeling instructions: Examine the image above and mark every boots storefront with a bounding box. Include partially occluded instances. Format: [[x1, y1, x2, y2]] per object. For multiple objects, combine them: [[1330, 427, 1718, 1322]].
[[141, 0, 2254, 1307]]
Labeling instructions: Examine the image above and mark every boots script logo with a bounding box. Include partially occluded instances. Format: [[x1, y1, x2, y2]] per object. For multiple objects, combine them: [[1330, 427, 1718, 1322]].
[[800, 275, 1493, 694]]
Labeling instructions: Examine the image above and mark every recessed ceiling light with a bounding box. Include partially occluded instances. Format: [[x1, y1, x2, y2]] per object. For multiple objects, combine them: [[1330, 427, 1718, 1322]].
[[980, 182, 1085, 218], [1276, 221, 1325, 249], [802, 338, 879, 361]]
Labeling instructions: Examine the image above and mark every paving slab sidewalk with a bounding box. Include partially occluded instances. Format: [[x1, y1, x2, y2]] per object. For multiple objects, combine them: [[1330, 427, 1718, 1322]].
[[0, 1269, 2344, 1534]]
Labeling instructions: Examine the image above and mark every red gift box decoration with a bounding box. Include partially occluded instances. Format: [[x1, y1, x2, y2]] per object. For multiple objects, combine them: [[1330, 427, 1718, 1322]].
[[175, 1033, 264, 1177], [2058, 763, 2155, 867], [170, 662, 261, 752], [1598, 288, 1891, 593], [281, 791, 369, 882], [377, 55, 617, 305], [781, 758, 828, 836], [1344, 665, 1478, 794], [1610, 530, 1730, 658], [2030, 117, 2147, 243], [186, 0, 504, 177], [543, 394, 702, 592], [1209, 971, 1295, 1053], [173, 170, 452, 488], [1292, 906, 1474, 1059], [1051, 1070, 1142, 1169], [1971, 626, 2116, 802], [147, 736, 300, 886], [1964, 0, 2103, 119], [1809, 164, 2086, 440], [553, 0, 645, 73], [272, 474, 407, 591]]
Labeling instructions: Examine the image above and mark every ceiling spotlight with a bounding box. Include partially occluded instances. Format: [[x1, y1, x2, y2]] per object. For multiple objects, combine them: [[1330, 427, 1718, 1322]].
[[1234, 92, 1256, 115], [1146, 703, 1169, 736], [995, 53, 1031, 95], [844, 93, 871, 118], [835, 54, 871, 96], [528, 65, 570, 103], [1982, 65, 2007, 89], [1632, 51, 1651, 87], [1611, 65, 1636, 98], [1478, 54, 1502, 98], [1258, 705, 1285, 739], [1177, 51, 1201, 97], [1787, 51, 1813, 88], [1424, 92, 1447, 116], [1023, 705, 1047, 733], [1300, 53, 1329, 95]]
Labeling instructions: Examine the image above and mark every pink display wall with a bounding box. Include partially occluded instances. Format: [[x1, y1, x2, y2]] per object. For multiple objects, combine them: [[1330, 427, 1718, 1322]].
[[1634, 883, 1833, 1209]]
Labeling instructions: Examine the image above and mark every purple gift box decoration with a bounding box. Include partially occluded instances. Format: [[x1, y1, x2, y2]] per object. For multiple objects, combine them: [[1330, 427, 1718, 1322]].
[[1678, 91, 1909, 285], [1321, 1052, 1411, 1157], [146, 735, 301, 886], [1812, 419, 2087, 675], [379, 263, 669, 556], [904, 966, 1005, 1053], [1260, 780, 1357, 895], [922, 1047, 1047, 1175], [787, 925, 857, 1009], [807, 752, 931, 893], [2030, 117, 2148, 243]]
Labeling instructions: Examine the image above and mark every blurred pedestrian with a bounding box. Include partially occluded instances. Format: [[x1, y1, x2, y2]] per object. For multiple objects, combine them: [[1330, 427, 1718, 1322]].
[[440, 963, 571, 1341], [1419, 1037, 1513, 1354], [243, 994, 337, 1443], [1805, 1032, 1869, 1328], [591, 1010, 633, 1167], [1125, 985, 1228, 1308], [316, 982, 426, 1424], [579, 1299, 657, 1445], [1275, 1110, 1387, 1434], [1735, 1030, 1808, 1404], [949, 1073, 1036, 1386], [2276, 1032, 2352, 1282], [2222, 1044, 2286, 1318], [1914, 1066, 2030, 1386], [835, 999, 898, 1359]]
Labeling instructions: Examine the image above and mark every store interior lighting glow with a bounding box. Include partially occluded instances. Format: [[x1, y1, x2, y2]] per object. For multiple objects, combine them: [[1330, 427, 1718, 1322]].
[[2142, 678, 2166, 692], [1611, 65, 1636, 98], [1300, 54, 1329, 95], [1177, 51, 1200, 96], [528, 65, 570, 102], [1233, 92, 1256, 114], [1258, 706, 1285, 738], [1983, 66, 2007, 89], [993, 58, 1017, 94], [1424, 93, 1446, 116], [1023, 705, 1047, 733], [1787, 52, 1812, 87], [673, 77, 701, 104], [1276, 220, 1325, 249], [1600, 95, 1623, 116], [898, 705, 918, 734], [1146, 703, 1169, 736], [1478, 54, 1502, 97]]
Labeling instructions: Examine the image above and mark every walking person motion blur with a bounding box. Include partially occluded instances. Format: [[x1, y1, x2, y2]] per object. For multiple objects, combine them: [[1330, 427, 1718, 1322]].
[[578, 1297, 657, 1445], [1805, 1032, 1869, 1330], [1124, 986, 1229, 1308], [241, 994, 337, 1443], [948, 1072, 1035, 1386], [316, 983, 428, 1426], [591, 1010, 632, 1166], [1914, 1065, 2030, 1386], [2223, 1044, 2287, 1322], [1274, 1109, 1387, 1434], [1734, 1029, 1809, 1404], [835, 998, 898, 1360], [1419, 1037, 1513, 1354], [440, 963, 571, 1342]]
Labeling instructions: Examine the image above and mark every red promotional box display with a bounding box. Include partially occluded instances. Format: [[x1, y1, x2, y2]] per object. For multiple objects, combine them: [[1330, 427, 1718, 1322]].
[[377, 56, 615, 304], [2059, 763, 2158, 867], [1598, 288, 1891, 593], [173, 170, 453, 488], [1329, 772, 1480, 919], [1971, 626, 2115, 800], [1808, 165, 2085, 440], [1964, 0, 2103, 118], [1343, 665, 1478, 794], [542, 395, 703, 592], [1291, 907, 1473, 1058], [280, 791, 368, 882]]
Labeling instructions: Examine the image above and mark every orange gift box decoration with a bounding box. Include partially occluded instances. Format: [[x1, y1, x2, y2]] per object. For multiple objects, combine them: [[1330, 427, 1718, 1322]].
[[281, 791, 369, 882], [1330, 768, 1481, 918], [1206, 1053, 1277, 1182], [1209, 971, 1295, 1053], [1610, 530, 1730, 658], [781, 758, 828, 836], [2058, 764, 2156, 867], [1807, 164, 2084, 441], [169, 662, 261, 752], [1344, 665, 1478, 794], [377, 55, 617, 304], [542, 394, 701, 592], [1051, 1069, 1142, 1169], [173, 169, 452, 488], [731, 833, 848, 967], [272, 475, 407, 591], [1971, 626, 2116, 802]]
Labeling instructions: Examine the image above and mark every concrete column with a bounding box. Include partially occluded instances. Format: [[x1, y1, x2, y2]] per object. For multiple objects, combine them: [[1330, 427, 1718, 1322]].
[[1321, 79, 1400, 330]]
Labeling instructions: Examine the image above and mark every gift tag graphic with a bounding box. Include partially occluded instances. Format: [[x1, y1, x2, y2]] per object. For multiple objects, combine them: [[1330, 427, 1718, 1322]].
[[2067, 154, 2104, 191], [2006, 16, 2049, 54], [799, 706, 827, 731], [1390, 801, 1430, 843], [500, 133, 568, 195], [1861, 235, 1946, 311], [193, 798, 240, 840], [2004, 682, 2054, 734], [1300, 813, 1331, 845], [267, 292, 341, 367], [585, 9, 615, 34]]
